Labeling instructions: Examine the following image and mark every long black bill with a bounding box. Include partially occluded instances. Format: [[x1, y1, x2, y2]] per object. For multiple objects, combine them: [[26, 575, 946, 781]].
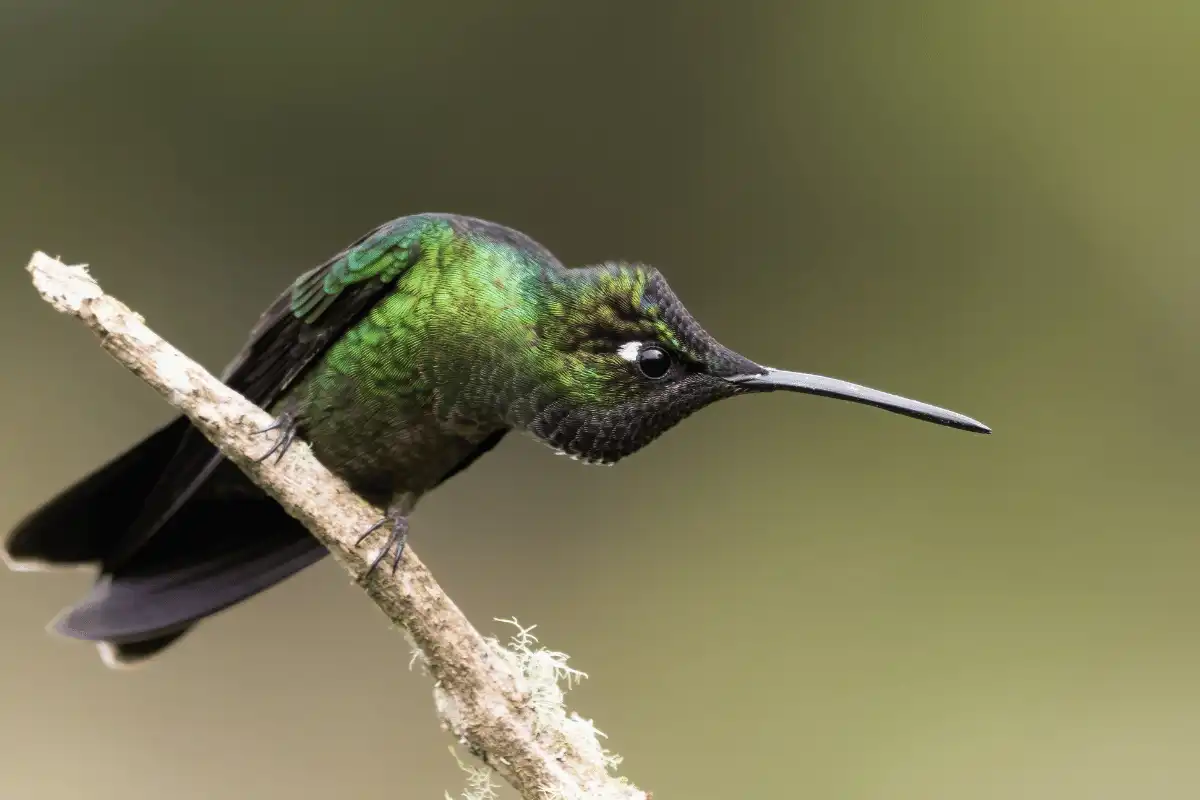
[[726, 367, 991, 434]]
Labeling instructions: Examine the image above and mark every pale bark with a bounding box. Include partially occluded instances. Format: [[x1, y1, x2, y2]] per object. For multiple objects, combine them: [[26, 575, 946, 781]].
[[24, 251, 648, 800]]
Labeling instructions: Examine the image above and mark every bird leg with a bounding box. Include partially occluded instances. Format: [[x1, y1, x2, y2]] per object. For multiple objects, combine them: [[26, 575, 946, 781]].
[[251, 407, 300, 464], [354, 500, 411, 581]]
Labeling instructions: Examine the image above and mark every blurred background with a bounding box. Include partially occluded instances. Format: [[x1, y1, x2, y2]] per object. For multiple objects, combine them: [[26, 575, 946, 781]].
[[2, 1, 1198, 797]]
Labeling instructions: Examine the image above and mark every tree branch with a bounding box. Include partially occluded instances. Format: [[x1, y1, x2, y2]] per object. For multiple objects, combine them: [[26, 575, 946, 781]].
[[24, 251, 648, 800]]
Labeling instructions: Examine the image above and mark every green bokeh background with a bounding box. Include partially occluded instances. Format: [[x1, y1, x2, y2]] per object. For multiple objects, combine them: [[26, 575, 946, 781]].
[[2, 2, 1198, 797]]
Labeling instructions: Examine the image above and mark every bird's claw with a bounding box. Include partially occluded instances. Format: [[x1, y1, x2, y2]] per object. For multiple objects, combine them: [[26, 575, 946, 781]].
[[354, 510, 409, 581], [251, 410, 299, 464]]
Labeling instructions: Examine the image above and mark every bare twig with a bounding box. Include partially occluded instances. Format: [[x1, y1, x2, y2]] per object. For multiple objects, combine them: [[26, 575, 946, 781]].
[[24, 251, 647, 800]]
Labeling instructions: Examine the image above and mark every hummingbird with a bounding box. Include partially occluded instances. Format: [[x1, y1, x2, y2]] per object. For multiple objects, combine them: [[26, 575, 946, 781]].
[[4, 213, 990, 668]]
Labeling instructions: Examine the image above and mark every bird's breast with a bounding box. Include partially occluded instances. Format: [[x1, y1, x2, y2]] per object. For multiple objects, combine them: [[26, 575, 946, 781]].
[[284, 365, 495, 507]]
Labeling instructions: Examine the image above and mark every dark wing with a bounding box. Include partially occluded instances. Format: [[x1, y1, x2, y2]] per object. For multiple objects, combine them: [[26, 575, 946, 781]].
[[102, 214, 436, 571]]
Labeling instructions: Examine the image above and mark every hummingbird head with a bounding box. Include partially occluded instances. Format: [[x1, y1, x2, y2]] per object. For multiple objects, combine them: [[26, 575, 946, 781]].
[[512, 263, 989, 465]]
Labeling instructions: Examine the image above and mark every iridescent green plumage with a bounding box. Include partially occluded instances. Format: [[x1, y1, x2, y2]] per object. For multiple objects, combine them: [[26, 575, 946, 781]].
[[5, 212, 991, 667], [281, 215, 531, 503], [273, 214, 755, 503]]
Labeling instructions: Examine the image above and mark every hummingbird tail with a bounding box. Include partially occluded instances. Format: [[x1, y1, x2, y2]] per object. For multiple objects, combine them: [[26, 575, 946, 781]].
[[5, 417, 193, 569], [5, 417, 327, 667], [50, 500, 326, 667]]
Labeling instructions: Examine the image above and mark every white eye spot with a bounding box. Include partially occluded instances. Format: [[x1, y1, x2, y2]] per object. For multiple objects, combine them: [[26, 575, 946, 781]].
[[617, 341, 642, 362]]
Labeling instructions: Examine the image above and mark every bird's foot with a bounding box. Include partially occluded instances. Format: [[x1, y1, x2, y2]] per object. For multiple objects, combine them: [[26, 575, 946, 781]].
[[354, 506, 410, 581], [251, 409, 300, 464]]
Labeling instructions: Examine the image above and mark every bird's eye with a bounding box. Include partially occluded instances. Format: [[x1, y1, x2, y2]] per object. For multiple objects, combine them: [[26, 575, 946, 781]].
[[636, 345, 672, 379]]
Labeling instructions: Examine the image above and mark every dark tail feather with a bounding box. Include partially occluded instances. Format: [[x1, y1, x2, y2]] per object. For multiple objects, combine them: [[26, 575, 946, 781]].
[[6, 420, 328, 666], [4, 417, 191, 570], [100, 627, 193, 669], [53, 494, 326, 648]]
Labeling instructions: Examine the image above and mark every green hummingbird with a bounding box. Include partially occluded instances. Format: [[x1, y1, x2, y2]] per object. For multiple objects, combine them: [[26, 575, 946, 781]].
[[4, 213, 989, 667]]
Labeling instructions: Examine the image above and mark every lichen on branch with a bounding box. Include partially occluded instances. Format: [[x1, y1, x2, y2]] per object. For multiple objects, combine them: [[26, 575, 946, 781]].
[[24, 251, 647, 800]]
